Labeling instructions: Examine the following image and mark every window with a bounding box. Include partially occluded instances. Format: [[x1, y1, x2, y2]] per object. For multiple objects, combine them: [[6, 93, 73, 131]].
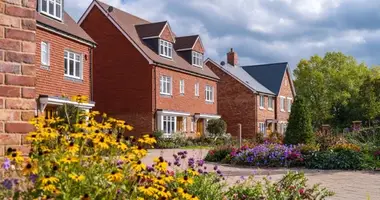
[[205, 85, 214, 102], [280, 97, 285, 111], [268, 97, 273, 110], [64, 50, 82, 79], [162, 116, 176, 134], [192, 51, 203, 67], [160, 75, 172, 95], [287, 98, 292, 112], [180, 79, 185, 94], [39, 0, 62, 20], [259, 95, 265, 108], [258, 122, 265, 133], [41, 41, 50, 66], [159, 40, 172, 58], [195, 83, 199, 97]]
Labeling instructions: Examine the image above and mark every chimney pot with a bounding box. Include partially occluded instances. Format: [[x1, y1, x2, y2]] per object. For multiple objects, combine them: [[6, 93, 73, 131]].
[[227, 48, 238, 67]]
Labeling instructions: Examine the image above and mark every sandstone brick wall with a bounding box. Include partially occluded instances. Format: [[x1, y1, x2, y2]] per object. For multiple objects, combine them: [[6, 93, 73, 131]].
[[0, 0, 37, 156]]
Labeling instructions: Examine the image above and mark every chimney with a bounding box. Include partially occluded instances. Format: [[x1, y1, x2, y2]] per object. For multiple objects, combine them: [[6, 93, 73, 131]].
[[227, 48, 238, 67]]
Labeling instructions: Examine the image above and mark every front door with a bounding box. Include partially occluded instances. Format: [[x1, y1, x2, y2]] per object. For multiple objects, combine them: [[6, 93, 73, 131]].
[[197, 119, 204, 136]]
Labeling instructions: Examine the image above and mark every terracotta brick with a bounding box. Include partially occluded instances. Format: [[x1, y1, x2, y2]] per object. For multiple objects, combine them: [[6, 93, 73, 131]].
[[0, 62, 21, 73], [6, 74, 35, 86], [0, 85, 20, 97], [21, 19, 35, 30], [5, 122, 34, 133], [0, 134, 21, 145], [0, 50, 3, 60], [0, 14, 20, 28], [22, 87, 34, 98], [22, 41, 35, 53], [0, 27, 3, 38], [21, 134, 30, 144], [0, 110, 20, 121], [21, 64, 35, 76], [21, 111, 34, 121], [3, 0, 22, 5], [5, 98, 36, 110], [22, 0, 36, 9], [5, 28, 34, 41], [0, 145, 4, 156], [0, 74, 3, 84], [5, 145, 31, 155], [0, 2, 4, 13], [6, 5, 35, 18], [5, 51, 34, 64], [0, 38, 20, 51], [0, 98, 3, 108], [0, 121, 3, 132]]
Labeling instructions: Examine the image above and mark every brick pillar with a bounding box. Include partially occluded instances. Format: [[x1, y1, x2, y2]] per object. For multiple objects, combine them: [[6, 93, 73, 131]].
[[0, 0, 36, 156]]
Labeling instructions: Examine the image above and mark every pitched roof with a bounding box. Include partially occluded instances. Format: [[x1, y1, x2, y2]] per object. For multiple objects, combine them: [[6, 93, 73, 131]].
[[175, 35, 199, 50], [205, 59, 274, 95], [135, 21, 167, 38], [242, 62, 288, 95], [36, 12, 95, 45], [93, 0, 218, 80]]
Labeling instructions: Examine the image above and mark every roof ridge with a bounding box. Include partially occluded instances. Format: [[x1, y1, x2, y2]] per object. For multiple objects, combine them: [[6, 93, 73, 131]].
[[96, 0, 150, 24], [176, 35, 199, 38], [242, 62, 288, 68], [135, 21, 167, 26]]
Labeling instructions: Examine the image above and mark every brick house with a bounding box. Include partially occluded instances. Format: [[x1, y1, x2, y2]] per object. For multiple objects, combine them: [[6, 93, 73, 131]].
[[35, 0, 96, 117], [79, 0, 220, 137], [205, 49, 296, 138]]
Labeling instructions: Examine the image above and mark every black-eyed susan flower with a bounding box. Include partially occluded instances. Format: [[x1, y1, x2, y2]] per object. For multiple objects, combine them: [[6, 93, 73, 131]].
[[187, 168, 199, 176], [106, 171, 124, 182], [59, 156, 79, 164], [153, 176, 166, 185], [22, 162, 38, 175], [93, 136, 109, 149], [177, 175, 194, 185], [41, 175, 59, 185], [131, 146, 147, 158], [138, 185, 156, 196], [132, 160, 146, 172], [7, 150, 24, 164], [26, 132, 42, 142], [70, 132, 86, 139], [67, 142, 80, 154], [153, 157, 168, 172], [162, 174, 174, 183], [117, 142, 128, 151], [69, 173, 85, 182], [41, 184, 57, 192], [81, 194, 91, 200]]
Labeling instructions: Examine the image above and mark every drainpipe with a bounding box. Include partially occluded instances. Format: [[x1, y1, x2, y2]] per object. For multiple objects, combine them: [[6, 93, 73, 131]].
[[89, 47, 94, 102], [153, 66, 157, 131]]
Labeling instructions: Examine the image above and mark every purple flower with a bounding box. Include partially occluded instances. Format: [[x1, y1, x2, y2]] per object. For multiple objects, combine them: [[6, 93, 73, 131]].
[[213, 165, 218, 171], [188, 158, 195, 167], [198, 169, 203, 173], [2, 158, 10, 170], [117, 160, 124, 166], [29, 174, 38, 183], [216, 170, 221, 174], [2, 179, 13, 189], [197, 159, 204, 167]]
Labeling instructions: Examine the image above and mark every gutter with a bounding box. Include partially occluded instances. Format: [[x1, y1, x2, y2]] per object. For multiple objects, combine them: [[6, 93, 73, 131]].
[[154, 62, 219, 82]]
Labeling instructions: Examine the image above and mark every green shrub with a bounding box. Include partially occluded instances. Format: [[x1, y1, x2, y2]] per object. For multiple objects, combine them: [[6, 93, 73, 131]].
[[152, 130, 164, 139], [256, 132, 264, 144], [206, 119, 227, 137], [204, 146, 234, 162], [305, 149, 364, 170], [185, 173, 226, 200]]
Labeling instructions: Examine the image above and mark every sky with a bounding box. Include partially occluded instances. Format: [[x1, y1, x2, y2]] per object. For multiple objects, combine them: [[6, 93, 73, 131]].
[[66, 0, 380, 69]]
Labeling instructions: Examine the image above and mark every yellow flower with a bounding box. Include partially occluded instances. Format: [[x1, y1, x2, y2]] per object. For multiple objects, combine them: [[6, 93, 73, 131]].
[[40, 128, 59, 139], [69, 173, 85, 182], [119, 154, 136, 163], [41, 176, 59, 185], [162, 174, 174, 183], [70, 132, 86, 139], [138, 134, 157, 145], [187, 168, 199, 176], [131, 146, 147, 158], [7, 151, 24, 164], [153, 176, 166, 185], [60, 156, 79, 164], [136, 197, 145, 200], [131, 160, 146, 172], [138, 186, 156, 196], [178, 175, 194, 185], [71, 95, 88, 103], [106, 171, 124, 182], [67, 142, 80, 154], [126, 125, 133, 131], [26, 132, 42, 142], [117, 142, 128, 151], [153, 157, 168, 172], [93, 136, 110, 149], [42, 184, 57, 192], [22, 162, 38, 175]]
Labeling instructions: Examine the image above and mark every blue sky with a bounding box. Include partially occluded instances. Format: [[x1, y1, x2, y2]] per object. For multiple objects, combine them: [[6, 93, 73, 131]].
[[66, 0, 380, 69]]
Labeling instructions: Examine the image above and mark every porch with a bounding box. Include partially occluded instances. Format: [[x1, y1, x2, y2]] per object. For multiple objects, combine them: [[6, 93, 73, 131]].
[[38, 95, 95, 118], [259, 119, 288, 136]]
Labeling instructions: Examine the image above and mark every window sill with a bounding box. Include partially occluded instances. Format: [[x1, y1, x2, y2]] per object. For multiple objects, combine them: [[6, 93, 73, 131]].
[[206, 101, 214, 104], [281, 109, 285, 112], [159, 54, 173, 60], [160, 94, 172, 98], [40, 65, 50, 70], [64, 76, 83, 83], [180, 93, 185, 96], [259, 107, 265, 110], [268, 108, 273, 111]]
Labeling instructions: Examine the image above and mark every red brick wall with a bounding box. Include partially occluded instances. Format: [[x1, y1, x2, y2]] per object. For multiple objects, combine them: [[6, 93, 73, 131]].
[[193, 38, 204, 54], [80, 6, 154, 135], [257, 95, 275, 123], [276, 69, 294, 122], [35, 28, 91, 98], [205, 61, 256, 138], [0, 0, 37, 156], [160, 25, 174, 43]]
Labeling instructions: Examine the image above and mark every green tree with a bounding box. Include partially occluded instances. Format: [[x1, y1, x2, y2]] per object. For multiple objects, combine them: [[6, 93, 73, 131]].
[[357, 76, 380, 126], [206, 119, 227, 137], [284, 97, 315, 145]]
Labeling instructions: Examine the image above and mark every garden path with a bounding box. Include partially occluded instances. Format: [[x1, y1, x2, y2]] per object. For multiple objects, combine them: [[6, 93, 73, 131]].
[[144, 149, 380, 200]]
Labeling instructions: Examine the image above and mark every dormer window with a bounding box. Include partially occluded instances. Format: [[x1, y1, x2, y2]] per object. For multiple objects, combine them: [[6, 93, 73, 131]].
[[39, 0, 63, 21], [159, 39, 172, 59], [192, 51, 203, 67]]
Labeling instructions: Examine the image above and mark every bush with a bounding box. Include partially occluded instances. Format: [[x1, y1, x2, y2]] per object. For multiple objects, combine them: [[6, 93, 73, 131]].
[[206, 119, 227, 137], [204, 146, 235, 162], [305, 149, 364, 170], [256, 132, 265, 144], [284, 97, 315, 145]]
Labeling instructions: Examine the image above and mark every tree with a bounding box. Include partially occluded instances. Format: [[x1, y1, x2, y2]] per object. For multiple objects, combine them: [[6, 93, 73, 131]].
[[284, 97, 315, 145], [206, 119, 227, 137], [356, 76, 380, 126]]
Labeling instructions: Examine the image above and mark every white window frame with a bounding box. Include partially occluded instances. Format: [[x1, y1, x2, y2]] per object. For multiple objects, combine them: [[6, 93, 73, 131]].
[[159, 39, 173, 59], [180, 79, 185, 94], [258, 122, 265, 133], [160, 75, 172, 95], [280, 96, 285, 112], [38, 0, 63, 21], [64, 50, 83, 80], [205, 85, 214, 102], [259, 95, 265, 109], [195, 83, 199, 97], [41, 41, 50, 66], [268, 97, 273, 110], [162, 115, 176, 135], [192, 51, 203, 67], [287, 98, 292, 112]]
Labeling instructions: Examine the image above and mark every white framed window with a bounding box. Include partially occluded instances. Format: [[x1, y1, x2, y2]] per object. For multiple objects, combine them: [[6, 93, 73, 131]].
[[195, 83, 199, 97], [258, 122, 265, 133], [180, 79, 185, 94], [162, 115, 176, 134], [205, 85, 214, 102], [259, 95, 265, 109], [160, 75, 172, 95], [192, 51, 203, 67], [39, 0, 62, 21], [41, 41, 50, 66], [159, 39, 172, 58], [64, 50, 82, 79], [287, 98, 292, 112], [268, 97, 273, 110], [280, 96, 285, 112]]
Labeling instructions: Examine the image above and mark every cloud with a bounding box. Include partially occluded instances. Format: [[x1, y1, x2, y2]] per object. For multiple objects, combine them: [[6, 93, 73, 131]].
[[65, 0, 380, 69]]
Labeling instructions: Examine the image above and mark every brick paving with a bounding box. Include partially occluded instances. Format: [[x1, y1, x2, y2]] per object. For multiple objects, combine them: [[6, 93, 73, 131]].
[[144, 149, 380, 200]]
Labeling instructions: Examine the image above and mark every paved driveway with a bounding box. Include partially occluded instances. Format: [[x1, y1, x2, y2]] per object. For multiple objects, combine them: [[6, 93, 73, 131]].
[[143, 149, 380, 200]]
